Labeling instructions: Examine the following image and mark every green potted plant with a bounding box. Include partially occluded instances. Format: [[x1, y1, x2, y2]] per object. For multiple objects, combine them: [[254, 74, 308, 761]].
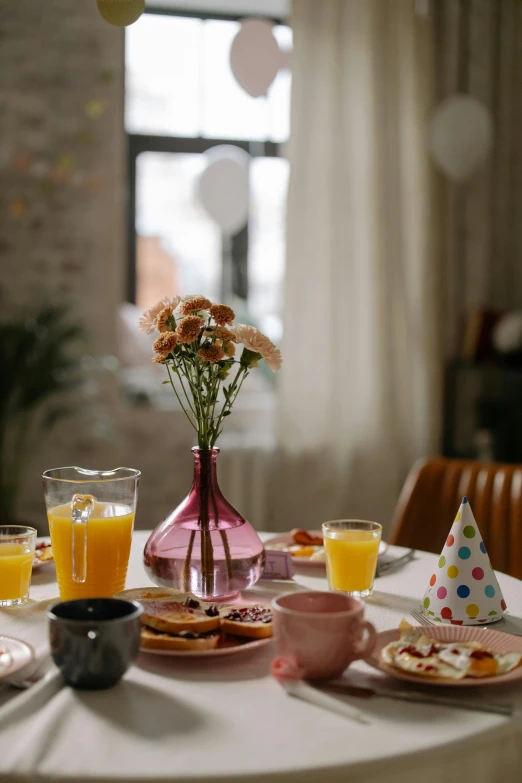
[[0, 306, 84, 525]]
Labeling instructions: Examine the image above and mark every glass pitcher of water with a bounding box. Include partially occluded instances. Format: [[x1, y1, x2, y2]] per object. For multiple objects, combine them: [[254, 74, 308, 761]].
[[42, 467, 140, 600]]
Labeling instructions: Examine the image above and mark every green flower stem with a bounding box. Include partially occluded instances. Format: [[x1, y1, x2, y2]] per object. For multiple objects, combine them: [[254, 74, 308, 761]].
[[194, 359, 209, 448], [171, 358, 197, 417], [166, 364, 197, 432], [210, 365, 247, 447]]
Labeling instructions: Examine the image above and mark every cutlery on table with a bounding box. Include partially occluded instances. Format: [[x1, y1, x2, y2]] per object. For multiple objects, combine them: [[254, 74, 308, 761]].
[[320, 681, 513, 716], [281, 679, 371, 725], [376, 549, 416, 578]]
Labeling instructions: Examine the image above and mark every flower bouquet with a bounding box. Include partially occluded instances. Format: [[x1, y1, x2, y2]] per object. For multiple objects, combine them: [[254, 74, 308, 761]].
[[140, 295, 282, 600]]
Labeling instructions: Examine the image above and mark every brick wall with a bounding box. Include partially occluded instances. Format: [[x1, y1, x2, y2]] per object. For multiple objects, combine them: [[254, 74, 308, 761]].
[[0, 0, 199, 530]]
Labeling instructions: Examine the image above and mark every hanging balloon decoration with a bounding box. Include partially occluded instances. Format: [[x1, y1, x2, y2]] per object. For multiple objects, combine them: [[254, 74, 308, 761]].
[[197, 146, 250, 235], [428, 95, 493, 183], [230, 19, 284, 98], [96, 0, 145, 27]]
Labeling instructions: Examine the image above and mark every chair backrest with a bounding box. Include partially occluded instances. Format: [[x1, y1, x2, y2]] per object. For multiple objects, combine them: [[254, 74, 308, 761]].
[[389, 457, 522, 579]]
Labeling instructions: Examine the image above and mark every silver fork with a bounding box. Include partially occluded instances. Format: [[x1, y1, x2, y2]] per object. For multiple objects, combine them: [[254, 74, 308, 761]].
[[410, 608, 433, 627]]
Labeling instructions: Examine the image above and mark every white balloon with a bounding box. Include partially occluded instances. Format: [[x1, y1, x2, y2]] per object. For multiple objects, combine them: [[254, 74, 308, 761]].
[[493, 312, 522, 355], [428, 95, 493, 182], [197, 145, 250, 235], [230, 18, 282, 98]]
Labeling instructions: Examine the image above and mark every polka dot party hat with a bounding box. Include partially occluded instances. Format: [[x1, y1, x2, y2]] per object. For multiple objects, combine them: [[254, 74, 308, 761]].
[[422, 497, 506, 625]]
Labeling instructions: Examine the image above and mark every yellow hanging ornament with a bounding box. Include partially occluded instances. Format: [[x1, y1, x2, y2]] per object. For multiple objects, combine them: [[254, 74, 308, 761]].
[[96, 0, 145, 27]]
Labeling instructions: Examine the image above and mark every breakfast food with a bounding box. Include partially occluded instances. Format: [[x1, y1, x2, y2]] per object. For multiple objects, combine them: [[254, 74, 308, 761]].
[[291, 529, 323, 547], [269, 530, 326, 562], [220, 604, 274, 639], [140, 626, 221, 651], [141, 599, 221, 635], [33, 541, 53, 567], [381, 620, 522, 680], [117, 587, 273, 652]]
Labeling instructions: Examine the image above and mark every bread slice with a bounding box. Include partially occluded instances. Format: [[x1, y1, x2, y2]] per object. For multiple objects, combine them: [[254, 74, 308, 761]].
[[220, 604, 273, 639], [139, 599, 220, 634], [117, 587, 197, 603], [117, 586, 221, 633], [141, 626, 221, 651]]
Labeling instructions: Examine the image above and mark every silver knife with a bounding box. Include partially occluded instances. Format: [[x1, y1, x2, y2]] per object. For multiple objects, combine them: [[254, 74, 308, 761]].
[[321, 682, 512, 716], [376, 549, 416, 577]]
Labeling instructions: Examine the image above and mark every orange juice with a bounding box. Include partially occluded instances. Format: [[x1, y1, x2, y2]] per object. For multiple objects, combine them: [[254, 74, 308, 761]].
[[0, 544, 33, 601], [48, 502, 134, 600], [324, 531, 380, 594]]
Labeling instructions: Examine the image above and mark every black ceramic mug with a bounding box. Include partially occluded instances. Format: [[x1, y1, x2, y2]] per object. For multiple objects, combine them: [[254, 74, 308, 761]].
[[48, 598, 143, 690]]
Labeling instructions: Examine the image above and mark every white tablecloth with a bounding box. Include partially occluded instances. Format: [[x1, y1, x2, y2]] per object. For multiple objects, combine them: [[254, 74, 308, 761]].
[[1, 532, 522, 783]]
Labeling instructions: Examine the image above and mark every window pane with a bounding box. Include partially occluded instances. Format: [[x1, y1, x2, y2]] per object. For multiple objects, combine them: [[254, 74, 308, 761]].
[[126, 15, 291, 142], [248, 157, 289, 343], [269, 25, 292, 142], [201, 20, 268, 140], [136, 152, 221, 307], [125, 16, 202, 136]]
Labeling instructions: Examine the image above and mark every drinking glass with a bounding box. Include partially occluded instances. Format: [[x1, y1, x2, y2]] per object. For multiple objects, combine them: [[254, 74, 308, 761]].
[[42, 467, 140, 600], [323, 520, 382, 598], [0, 525, 37, 606]]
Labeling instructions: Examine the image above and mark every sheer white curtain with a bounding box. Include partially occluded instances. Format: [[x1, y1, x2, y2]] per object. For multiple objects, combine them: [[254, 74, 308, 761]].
[[275, 0, 441, 532]]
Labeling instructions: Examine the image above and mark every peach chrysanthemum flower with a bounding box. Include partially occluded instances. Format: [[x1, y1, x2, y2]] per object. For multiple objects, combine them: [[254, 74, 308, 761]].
[[204, 325, 237, 342], [152, 355, 167, 364], [175, 315, 204, 344], [215, 326, 237, 342], [198, 344, 225, 363], [223, 341, 236, 357], [156, 306, 174, 333], [180, 295, 211, 316], [153, 332, 178, 358], [233, 323, 282, 372], [139, 296, 181, 334], [209, 303, 235, 325]]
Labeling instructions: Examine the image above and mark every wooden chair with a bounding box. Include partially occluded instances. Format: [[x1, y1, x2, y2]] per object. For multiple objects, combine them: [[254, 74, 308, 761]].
[[389, 457, 522, 579]]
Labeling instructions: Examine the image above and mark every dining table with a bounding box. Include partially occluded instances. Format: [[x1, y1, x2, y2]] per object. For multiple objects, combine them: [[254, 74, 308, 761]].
[[1, 531, 522, 783]]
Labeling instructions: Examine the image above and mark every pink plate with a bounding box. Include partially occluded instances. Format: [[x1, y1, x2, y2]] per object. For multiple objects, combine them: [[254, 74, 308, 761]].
[[367, 625, 522, 687], [264, 531, 387, 569], [140, 636, 272, 658]]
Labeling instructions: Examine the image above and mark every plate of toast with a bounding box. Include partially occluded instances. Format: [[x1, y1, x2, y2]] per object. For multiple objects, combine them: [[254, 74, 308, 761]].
[[265, 529, 387, 567], [118, 587, 273, 657]]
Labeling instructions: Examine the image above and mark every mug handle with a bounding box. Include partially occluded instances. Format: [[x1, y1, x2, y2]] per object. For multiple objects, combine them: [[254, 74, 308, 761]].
[[71, 494, 94, 583], [354, 620, 377, 660]]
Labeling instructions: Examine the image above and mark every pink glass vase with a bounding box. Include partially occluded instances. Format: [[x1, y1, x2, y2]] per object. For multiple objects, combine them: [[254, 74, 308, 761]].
[[143, 448, 266, 601]]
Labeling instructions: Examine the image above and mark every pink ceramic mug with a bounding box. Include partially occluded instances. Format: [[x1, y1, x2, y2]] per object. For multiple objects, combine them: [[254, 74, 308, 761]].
[[272, 591, 376, 680]]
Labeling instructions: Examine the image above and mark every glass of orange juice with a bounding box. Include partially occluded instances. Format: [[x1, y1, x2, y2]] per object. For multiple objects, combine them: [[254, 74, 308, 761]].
[[323, 520, 382, 598], [0, 526, 37, 606], [42, 467, 140, 601]]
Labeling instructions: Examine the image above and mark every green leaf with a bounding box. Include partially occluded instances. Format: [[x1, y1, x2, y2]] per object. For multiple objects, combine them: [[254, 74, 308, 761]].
[[162, 380, 169, 384], [240, 348, 262, 368], [222, 411, 231, 417]]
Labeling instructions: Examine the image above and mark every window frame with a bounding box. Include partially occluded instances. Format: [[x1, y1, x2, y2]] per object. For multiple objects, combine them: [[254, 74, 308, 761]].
[[125, 8, 285, 305]]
